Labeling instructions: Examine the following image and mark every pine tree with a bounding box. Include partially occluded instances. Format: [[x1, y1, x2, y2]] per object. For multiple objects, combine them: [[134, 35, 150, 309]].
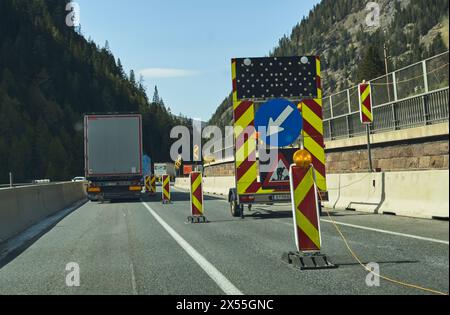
[[129, 70, 136, 86], [152, 86, 161, 105], [117, 58, 125, 78], [356, 46, 385, 83], [0, 0, 190, 182], [428, 33, 447, 57], [104, 40, 110, 52]]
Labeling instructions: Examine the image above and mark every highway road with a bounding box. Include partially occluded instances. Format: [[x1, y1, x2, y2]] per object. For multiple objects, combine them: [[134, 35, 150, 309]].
[[0, 187, 448, 295]]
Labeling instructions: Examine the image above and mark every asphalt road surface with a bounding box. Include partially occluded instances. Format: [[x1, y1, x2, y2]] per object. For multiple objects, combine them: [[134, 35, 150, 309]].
[[0, 187, 448, 295]]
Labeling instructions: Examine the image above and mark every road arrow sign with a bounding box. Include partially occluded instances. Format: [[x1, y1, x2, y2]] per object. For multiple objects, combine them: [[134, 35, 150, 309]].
[[255, 98, 303, 147], [267, 106, 294, 137]]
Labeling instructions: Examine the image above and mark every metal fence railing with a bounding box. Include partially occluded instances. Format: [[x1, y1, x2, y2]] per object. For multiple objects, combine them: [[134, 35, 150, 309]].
[[209, 52, 449, 163], [324, 87, 449, 140], [323, 51, 449, 140]]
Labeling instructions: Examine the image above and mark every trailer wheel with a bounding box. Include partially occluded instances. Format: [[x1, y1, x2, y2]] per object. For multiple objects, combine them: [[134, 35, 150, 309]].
[[230, 200, 243, 217]]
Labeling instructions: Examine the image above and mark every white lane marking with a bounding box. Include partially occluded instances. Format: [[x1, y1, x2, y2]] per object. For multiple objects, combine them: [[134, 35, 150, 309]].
[[276, 219, 449, 245], [320, 220, 449, 245], [142, 203, 243, 295], [130, 262, 138, 295]]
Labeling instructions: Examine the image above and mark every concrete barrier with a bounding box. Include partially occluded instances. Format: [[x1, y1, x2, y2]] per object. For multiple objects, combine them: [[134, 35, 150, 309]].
[[323, 170, 449, 219], [174, 178, 190, 191], [176, 169, 449, 219], [203, 177, 235, 196], [175, 177, 235, 197], [0, 182, 86, 243]]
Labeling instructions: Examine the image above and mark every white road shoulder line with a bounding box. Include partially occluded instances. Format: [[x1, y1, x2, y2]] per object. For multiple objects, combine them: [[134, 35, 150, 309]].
[[142, 202, 243, 295], [320, 219, 449, 245], [276, 219, 448, 245]]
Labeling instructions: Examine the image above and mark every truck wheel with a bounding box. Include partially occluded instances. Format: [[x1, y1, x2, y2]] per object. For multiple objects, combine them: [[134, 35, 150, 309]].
[[230, 200, 243, 217]]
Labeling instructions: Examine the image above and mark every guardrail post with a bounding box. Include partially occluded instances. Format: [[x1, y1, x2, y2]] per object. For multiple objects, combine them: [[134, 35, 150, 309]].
[[392, 71, 398, 101], [391, 103, 398, 130], [9, 172, 13, 188], [328, 120, 332, 141], [422, 60, 429, 93], [329, 96, 334, 118], [422, 95, 429, 125], [347, 89, 352, 114], [346, 116, 351, 138]]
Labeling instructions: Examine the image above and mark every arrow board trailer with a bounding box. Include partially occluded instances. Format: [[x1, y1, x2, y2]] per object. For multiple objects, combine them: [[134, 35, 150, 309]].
[[84, 114, 143, 202], [229, 56, 327, 218]]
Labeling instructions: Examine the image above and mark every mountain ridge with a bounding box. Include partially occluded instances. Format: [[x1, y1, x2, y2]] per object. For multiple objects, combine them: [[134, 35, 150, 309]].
[[209, 0, 449, 129]]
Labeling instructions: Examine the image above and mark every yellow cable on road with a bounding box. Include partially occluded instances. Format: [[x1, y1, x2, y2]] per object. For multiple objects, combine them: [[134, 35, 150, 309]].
[[315, 179, 448, 296]]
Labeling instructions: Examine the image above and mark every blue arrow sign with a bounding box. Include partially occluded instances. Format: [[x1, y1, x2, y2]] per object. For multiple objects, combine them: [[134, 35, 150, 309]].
[[143, 155, 151, 176], [255, 98, 302, 147]]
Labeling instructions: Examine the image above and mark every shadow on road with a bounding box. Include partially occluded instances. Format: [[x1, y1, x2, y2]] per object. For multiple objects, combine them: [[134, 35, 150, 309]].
[[322, 210, 373, 217], [246, 210, 293, 220], [242, 208, 374, 221], [168, 191, 226, 202]]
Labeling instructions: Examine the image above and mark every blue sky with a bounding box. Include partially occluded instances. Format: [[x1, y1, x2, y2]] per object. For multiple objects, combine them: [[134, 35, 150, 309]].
[[77, 0, 321, 120]]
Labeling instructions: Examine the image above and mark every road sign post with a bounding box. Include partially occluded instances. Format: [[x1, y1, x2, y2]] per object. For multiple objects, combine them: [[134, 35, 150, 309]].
[[188, 172, 207, 224], [162, 174, 171, 204], [359, 82, 374, 172], [366, 125, 373, 172]]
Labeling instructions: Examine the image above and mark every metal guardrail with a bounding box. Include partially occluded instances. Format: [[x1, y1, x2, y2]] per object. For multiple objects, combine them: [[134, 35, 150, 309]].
[[0, 183, 34, 188], [0, 180, 57, 189]]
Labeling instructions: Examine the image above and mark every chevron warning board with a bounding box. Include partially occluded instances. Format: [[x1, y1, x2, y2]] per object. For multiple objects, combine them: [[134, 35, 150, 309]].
[[299, 57, 326, 192], [189, 172, 204, 216], [149, 175, 156, 194], [289, 165, 322, 252], [358, 83, 373, 124], [145, 175, 156, 193], [145, 176, 151, 192], [162, 174, 170, 203]]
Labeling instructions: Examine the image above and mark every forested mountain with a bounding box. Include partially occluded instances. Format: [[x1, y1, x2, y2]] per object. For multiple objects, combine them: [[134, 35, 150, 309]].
[[209, 0, 449, 130], [0, 0, 188, 182]]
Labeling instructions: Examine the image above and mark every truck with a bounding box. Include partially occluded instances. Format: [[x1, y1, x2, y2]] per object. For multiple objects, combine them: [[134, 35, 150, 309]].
[[84, 114, 143, 202], [154, 163, 176, 182]]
